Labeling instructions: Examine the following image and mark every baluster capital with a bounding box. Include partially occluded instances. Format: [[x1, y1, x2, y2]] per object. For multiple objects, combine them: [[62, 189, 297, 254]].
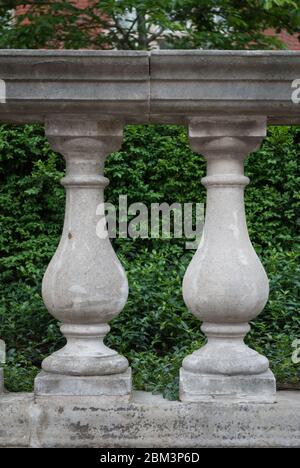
[[188, 116, 267, 157], [45, 119, 124, 156]]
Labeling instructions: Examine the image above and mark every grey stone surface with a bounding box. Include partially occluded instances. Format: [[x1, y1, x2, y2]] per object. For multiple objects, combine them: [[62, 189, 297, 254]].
[[180, 369, 276, 403], [0, 50, 150, 123], [181, 117, 276, 403], [0, 50, 300, 124], [35, 120, 132, 397], [35, 369, 132, 398], [0, 393, 33, 447], [150, 50, 300, 124], [0, 368, 4, 393], [0, 391, 299, 447]]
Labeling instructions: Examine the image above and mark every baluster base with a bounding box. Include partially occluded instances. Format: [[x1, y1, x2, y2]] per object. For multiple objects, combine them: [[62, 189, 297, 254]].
[[180, 368, 276, 403], [0, 369, 4, 393], [34, 368, 132, 399]]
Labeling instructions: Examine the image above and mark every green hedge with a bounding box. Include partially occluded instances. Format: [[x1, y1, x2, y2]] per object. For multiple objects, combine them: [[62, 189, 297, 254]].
[[0, 124, 299, 398]]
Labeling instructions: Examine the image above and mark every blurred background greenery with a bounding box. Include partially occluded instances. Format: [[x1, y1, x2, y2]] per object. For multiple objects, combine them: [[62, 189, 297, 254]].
[[0, 1, 299, 397]]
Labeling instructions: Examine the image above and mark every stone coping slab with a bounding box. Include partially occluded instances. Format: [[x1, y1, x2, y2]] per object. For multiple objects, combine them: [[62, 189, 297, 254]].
[[0, 391, 299, 447], [0, 50, 300, 124]]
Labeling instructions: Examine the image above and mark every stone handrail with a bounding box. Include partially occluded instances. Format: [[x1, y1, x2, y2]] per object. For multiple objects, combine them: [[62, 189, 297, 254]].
[[0, 50, 300, 124], [0, 50, 299, 447]]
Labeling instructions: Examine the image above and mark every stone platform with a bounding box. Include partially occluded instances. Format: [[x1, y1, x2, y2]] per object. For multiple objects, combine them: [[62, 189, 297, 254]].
[[0, 391, 299, 448]]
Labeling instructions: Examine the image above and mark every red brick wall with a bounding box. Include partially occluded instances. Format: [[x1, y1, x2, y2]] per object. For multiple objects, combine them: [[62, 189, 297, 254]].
[[73, 0, 90, 7], [17, 0, 90, 12], [265, 29, 300, 50]]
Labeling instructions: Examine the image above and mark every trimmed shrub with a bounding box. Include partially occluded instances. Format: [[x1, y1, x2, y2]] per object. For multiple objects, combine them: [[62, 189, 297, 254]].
[[0, 124, 299, 398]]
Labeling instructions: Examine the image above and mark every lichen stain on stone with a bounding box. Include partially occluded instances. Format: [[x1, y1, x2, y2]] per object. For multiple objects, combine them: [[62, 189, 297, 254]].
[[69, 421, 95, 440], [36, 409, 49, 430]]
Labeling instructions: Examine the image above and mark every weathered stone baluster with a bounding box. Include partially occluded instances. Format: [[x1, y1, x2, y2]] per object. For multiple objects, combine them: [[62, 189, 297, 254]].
[[34, 119, 131, 398], [180, 116, 276, 403], [0, 339, 4, 393], [0, 369, 3, 394]]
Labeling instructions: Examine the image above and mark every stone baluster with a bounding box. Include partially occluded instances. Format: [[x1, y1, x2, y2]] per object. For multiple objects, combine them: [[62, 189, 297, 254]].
[[180, 116, 276, 403], [34, 119, 131, 398], [0, 340, 5, 393], [0, 369, 3, 394]]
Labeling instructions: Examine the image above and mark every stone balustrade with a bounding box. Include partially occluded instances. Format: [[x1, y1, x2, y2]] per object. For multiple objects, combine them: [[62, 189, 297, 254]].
[[0, 50, 299, 447]]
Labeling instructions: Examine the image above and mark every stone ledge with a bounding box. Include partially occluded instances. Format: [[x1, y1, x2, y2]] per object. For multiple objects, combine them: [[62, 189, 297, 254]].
[[1, 50, 300, 125], [0, 391, 300, 447]]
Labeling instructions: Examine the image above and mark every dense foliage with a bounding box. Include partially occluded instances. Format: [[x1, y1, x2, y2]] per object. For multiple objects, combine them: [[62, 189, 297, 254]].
[[0, 124, 299, 398], [0, 0, 299, 49]]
